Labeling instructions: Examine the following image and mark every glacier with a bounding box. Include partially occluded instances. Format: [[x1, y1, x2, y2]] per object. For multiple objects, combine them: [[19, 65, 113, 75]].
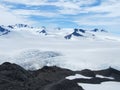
[[0, 24, 120, 71]]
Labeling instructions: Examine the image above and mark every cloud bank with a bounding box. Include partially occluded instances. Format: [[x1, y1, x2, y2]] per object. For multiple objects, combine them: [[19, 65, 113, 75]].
[[0, 0, 120, 32]]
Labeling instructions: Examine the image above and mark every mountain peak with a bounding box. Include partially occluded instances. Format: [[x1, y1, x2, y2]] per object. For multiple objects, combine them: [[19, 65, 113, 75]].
[[91, 28, 108, 32], [14, 24, 32, 28], [0, 26, 10, 36], [7, 24, 33, 29]]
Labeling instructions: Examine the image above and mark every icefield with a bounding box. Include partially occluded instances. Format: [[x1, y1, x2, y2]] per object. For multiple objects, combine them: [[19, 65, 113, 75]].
[[0, 27, 120, 71]]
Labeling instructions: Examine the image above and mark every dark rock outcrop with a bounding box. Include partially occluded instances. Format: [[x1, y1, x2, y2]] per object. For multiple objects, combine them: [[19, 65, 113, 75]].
[[91, 28, 108, 32], [79, 29, 86, 33], [91, 28, 99, 32], [76, 69, 95, 77], [101, 29, 108, 32], [8, 25, 14, 29], [0, 26, 10, 36], [72, 29, 83, 37], [37, 26, 47, 35], [0, 62, 120, 90], [64, 28, 83, 39], [15, 24, 30, 28], [39, 30, 47, 35], [44, 79, 84, 90], [0, 62, 75, 90], [94, 67, 120, 81], [73, 77, 113, 84], [64, 34, 72, 39]]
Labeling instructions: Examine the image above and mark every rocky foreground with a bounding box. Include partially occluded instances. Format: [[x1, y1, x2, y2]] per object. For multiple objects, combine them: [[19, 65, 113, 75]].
[[0, 62, 120, 90]]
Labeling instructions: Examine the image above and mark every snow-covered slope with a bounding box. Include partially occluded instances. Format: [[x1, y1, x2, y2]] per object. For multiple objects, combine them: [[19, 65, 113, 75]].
[[78, 82, 120, 90], [0, 24, 120, 71]]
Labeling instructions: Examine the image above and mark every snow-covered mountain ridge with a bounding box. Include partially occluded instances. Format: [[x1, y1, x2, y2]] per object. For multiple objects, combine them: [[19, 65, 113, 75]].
[[0, 24, 120, 41]]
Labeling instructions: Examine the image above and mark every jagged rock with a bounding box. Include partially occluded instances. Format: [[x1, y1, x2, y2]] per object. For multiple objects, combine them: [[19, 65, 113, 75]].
[[92, 28, 99, 32], [72, 31, 83, 37], [64, 28, 83, 39], [72, 29, 83, 37], [37, 26, 47, 35], [0, 26, 10, 36], [0, 62, 74, 90], [14, 24, 30, 28], [73, 77, 113, 84], [64, 34, 72, 39], [39, 30, 47, 35], [0, 62, 120, 90], [91, 28, 108, 32], [0, 62, 32, 81], [35, 66, 74, 82], [79, 29, 86, 33], [101, 29, 108, 32], [77, 69, 95, 77], [8, 25, 14, 29], [94, 67, 120, 81], [44, 79, 84, 90]]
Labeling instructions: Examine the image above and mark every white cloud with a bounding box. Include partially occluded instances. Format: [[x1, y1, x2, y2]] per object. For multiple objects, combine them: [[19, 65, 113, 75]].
[[2, 0, 120, 16], [0, 4, 37, 25], [0, 5, 23, 25], [2, 0, 97, 6], [0, 0, 120, 29], [85, 0, 120, 17], [58, 0, 120, 17], [12, 9, 59, 18], [74, 15, 120, 27], [1, 0, 97, 15], [72, 0, 120, 27], [2, 0, 47, 5], [75, 19, 120, 26]]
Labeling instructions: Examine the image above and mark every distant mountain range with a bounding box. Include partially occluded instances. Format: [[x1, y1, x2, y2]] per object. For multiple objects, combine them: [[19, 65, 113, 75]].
[[0, 24, 119, 41]]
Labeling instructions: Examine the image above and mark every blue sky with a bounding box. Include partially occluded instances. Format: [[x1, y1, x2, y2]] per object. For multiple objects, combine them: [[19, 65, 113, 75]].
[[0, 0, 120, 33]]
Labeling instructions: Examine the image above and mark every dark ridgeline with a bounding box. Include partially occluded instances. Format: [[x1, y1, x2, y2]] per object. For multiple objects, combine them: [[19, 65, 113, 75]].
[[0, 62, 120, 90]]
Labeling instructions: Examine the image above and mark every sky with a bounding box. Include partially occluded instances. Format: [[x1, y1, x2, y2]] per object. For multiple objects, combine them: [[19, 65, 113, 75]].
[[0, 0, 120, 33]]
